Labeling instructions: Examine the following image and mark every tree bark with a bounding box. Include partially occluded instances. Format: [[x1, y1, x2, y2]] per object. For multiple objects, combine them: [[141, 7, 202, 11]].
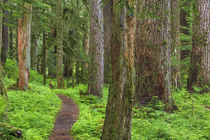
[[88, 0, 104, 96], [187, 0, 210, 91], [9, 27, 14, 59], [30, 34, 37, 70], [103, 0, 112, 84], [1, 0, 9, 64], [43, 32, 47, 85], [0, 0, 8, 122], [171, 0, 181, 89], [56, 0, 65, 89], [18, 4, 32, 90], [135, 0, 176, 111], [101, 1, 136, 139]]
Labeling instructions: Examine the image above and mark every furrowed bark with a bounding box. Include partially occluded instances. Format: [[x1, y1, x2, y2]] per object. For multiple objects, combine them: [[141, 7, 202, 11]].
[[187, 0, 210, 91], [88, 0, 104, 96], [101, 0, 136, 139], [18, 4, 32, 90]]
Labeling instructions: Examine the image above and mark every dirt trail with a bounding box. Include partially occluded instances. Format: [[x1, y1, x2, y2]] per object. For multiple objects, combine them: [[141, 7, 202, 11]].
[[49, 94, 79, 140]]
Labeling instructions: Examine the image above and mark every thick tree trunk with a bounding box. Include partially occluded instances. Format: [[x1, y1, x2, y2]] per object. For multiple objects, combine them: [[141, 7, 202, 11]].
[[135, 0, 176, 111], [0, 0, 8, 122], [56, 0, 65, 89], [103, 0, 112, 84], [171, 0, 181, 89], [187, 0, 210, 91], [88, 0, 104, 96], [101, 1, 136, 139], [18, 4, 32, 90], [1, 0, 9, 64]]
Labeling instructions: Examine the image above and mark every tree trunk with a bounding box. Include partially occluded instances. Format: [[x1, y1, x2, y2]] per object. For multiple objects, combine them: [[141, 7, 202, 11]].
[[0, 0, 8, 122], [43, 32, 47, 85], [56, 0, 65, 89], [135, 0, 176, 111], [187, 0, 210, 91], [88, 0, 104, 96], [1, 0, 9, 64], [103, 0, 112, 84], [18, 4, 32, 90], [30, 34, 37, 70], [9, 27, 14, 59], [101, 1, 136, 139], [171, 0, 181, 89]]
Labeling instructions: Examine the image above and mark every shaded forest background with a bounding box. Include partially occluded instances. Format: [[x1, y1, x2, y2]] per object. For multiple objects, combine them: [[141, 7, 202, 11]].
[[0, 0, 209, 139]]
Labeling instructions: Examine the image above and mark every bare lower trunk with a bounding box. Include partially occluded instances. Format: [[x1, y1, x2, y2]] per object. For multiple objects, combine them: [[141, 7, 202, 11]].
[[43, 32, 47, 85], [187, 0, 210, 91], [1, 0, 9, 64], [103, 0, 112, 84], [101, 1, 136, 139], [18, 4, 32, 90], [56, 0, 65, 89], [88, 0, 104, 96], [135, 0, 176, 111]]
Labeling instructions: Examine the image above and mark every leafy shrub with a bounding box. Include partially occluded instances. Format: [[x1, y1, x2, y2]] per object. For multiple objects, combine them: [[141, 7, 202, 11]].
[[4, 59, 19, 80], [8, 84, 61, 140]]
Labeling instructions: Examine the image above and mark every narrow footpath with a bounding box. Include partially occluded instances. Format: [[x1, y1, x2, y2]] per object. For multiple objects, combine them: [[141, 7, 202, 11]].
[[49, 94, 79, 140]]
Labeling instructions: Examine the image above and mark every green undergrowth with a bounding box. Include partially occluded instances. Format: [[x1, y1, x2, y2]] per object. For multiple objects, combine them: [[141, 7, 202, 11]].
[[4, 78, 62, 140], [55, 85, 210, 140]]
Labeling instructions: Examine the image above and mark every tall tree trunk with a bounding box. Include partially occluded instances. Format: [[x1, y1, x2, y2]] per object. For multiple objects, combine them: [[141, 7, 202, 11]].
[[18, 4, 32, 90], [56, 0, 65, 89], [88, 0, 104, 96], [9, 27, 14, 59], [171, 0, 181, 89], [135, 0, 176, 111], [0, 0, 8, 121], [103, 0, 112, 84], [1, 0, 9, 64], [187, 0, 210, 91], [43, 32, 47, 85], [30, 34, 37, 70], [101, 1, 136, 139]]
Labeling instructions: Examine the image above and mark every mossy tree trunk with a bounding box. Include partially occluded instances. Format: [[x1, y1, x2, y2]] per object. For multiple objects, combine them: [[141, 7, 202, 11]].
[[0, 0, 8, 122], [103, 0, 112, 85], [187, 0, 210, 91], [1, 0, 9, 64], [88, 0, 104, 96], [56, 0, 65, 89], [135, 0, 176, 111], [18, 3, 32, 90], [171, 0, 181, 89], [101, 0, 136, 139]]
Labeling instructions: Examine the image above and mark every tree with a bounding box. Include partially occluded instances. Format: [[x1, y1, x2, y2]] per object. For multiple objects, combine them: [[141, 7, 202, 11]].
[[171, 0, 181, 89], [1, 0, 9, 64], [187, 0, 209, 91], [103, 0, 112, 84], [135, 0, 176, 111], [18, 3, 32, 90], [101, 0, 136, 139], [0, 0, 8, 121], [88, 0, 104, 96], [56, 0, 65, 89]]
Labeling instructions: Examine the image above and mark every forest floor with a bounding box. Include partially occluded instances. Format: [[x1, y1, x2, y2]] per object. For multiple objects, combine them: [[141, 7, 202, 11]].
[[49, 94, 79, 140]]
